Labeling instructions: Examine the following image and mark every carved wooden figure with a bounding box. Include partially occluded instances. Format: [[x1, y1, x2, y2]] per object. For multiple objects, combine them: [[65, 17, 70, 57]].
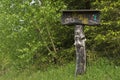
[[74, 25, 86, 75]]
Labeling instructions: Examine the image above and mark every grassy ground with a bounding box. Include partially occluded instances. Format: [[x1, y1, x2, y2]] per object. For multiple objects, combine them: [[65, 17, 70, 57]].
[[0, 58, 120, 80]]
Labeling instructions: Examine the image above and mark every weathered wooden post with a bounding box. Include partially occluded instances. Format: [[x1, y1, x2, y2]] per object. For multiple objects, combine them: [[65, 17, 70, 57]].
[[74, 25, 86, 75], [61, 10, 100, 75]]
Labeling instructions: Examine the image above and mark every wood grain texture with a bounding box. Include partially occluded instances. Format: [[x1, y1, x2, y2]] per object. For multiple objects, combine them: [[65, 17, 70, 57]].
[[74, 25, 86, 75]]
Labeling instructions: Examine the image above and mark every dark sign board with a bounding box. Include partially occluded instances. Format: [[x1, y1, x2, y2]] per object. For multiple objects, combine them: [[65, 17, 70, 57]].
[[61, 10, 100, 26]]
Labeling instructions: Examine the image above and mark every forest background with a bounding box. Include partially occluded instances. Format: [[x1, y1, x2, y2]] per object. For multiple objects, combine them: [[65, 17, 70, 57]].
[[0, 0, 120, 76]]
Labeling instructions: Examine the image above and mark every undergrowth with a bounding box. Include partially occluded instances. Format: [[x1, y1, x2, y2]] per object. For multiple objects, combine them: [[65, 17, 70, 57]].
[[0, 58, 120, 80]]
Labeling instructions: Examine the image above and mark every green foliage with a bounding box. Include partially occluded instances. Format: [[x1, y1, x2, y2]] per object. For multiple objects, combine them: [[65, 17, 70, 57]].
[[0, 0, 120, 71], [0, 0, 71, 70], [85, 0, 120, 57], [0, 58, 120, 80]]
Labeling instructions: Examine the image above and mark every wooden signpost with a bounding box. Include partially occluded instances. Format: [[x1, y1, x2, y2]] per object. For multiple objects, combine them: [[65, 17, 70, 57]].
[[61, 10, 100, 75]]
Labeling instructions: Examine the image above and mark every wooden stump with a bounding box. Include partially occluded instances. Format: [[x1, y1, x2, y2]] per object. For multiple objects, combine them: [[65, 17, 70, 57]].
[[74, 25, 86, 75]]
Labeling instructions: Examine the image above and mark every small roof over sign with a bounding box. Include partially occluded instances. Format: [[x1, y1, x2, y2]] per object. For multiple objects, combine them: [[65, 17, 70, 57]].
[[62, 10, 100, 13]]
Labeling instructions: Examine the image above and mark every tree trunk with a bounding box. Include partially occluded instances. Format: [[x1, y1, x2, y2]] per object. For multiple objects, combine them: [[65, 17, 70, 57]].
[[74, 25, 86, 75]]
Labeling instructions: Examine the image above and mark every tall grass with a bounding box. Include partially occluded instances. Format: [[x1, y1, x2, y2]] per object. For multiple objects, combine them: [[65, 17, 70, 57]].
[[0, 58, 120, 80]]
